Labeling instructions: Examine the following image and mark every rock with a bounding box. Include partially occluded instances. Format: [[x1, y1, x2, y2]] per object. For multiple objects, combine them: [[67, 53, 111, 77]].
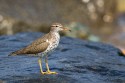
[[0, 32, 125, 83]]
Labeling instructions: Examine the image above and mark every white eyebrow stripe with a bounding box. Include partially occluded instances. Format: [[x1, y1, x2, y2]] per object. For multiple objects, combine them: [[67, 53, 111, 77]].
[[57, 25, 63, 27]]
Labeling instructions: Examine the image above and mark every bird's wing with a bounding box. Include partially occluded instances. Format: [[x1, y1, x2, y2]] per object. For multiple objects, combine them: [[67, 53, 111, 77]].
[[10, 33, 52, 55], [23, 41, 49, 54], [23, 33, 52, 54]]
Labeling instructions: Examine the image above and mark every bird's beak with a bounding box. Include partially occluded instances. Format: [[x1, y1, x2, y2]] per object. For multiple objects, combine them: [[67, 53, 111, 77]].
[[62, 27, 71, 32]]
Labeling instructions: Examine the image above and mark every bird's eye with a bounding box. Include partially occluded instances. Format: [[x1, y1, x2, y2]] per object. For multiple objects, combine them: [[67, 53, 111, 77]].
[[56, 26, 58, 27]]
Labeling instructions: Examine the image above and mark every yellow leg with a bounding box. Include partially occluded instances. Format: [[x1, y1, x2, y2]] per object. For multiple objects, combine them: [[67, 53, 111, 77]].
[[38, 58, 46, 74], [45, 56, 57, 74]]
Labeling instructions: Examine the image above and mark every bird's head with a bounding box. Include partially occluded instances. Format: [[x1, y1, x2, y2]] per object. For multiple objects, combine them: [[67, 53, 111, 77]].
[[50, 23, 71, 32]]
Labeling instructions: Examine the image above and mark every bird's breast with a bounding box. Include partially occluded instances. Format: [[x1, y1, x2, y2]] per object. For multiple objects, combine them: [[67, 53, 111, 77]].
[[43, 32, 60, 54], [50, 32, 60, 50]]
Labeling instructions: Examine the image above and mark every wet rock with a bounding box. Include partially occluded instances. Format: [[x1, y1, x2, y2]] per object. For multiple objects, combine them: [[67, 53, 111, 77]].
[[0, 32, 125, 83]]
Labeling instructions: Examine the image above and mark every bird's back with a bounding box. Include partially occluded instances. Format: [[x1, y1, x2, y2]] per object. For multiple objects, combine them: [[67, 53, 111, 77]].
[[9, 33, 52, 56]]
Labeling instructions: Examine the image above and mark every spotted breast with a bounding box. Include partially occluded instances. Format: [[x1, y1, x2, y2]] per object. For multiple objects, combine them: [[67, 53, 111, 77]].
[[42, 32, 60, 55]]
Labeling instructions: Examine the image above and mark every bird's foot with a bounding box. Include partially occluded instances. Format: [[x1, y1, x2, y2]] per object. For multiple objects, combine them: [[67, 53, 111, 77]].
[[40, 71, 47, 75], [41, 71, 58, 75], [46, 71, 58, 74]]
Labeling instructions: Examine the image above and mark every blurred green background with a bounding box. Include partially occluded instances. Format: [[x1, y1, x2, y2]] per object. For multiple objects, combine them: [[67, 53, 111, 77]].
[[0, 0, 125, 49]]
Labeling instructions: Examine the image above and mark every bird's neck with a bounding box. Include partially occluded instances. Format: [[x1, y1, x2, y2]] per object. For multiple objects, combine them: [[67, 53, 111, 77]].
[[50, 31, 59, 34], [50, 31, 60, 39]]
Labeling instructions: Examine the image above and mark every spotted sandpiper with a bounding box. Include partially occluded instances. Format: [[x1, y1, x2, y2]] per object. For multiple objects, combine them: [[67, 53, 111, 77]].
[[9, 23, 71, 75]]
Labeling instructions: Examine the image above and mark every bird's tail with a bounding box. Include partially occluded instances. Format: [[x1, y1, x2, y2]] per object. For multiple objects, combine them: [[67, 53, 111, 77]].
[[8, 52, 17, 56], [8, 49, 25, 56]]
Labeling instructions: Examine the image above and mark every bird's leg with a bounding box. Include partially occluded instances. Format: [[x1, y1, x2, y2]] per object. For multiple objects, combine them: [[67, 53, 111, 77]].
[[45, 55, 57, 74], [38, 58, 46, 74]]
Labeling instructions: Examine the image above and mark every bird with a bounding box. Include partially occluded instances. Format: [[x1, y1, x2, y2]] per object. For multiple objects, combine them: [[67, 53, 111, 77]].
[[9, 23, 71, 75]]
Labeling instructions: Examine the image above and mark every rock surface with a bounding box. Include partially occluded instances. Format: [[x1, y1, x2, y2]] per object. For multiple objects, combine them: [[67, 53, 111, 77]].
[[0, 32, 125, 83]]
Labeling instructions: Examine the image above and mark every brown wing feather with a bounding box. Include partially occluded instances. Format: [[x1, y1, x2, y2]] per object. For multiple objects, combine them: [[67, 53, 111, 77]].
[[9, 33, 52, 55], [22, 42, 49, 54]]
